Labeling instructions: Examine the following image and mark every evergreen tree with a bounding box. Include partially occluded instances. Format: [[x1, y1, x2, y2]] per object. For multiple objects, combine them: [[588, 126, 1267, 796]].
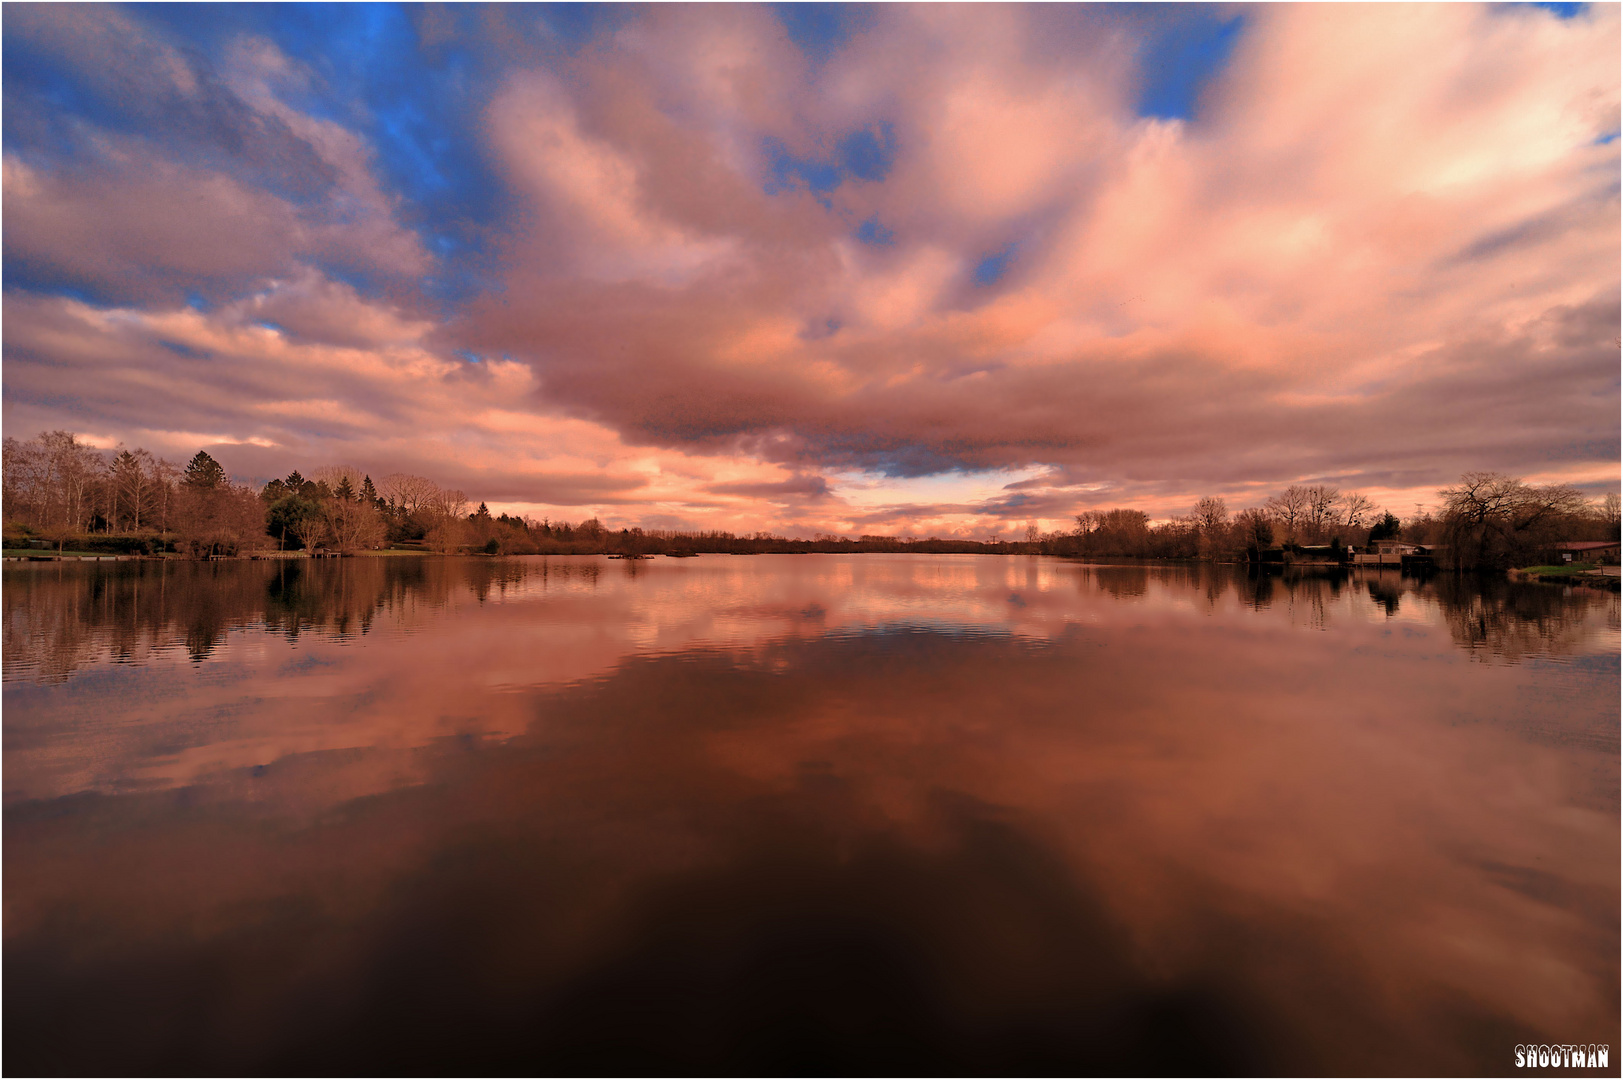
[[1367, 511, 1402, 543], [183, 451, 227, 489], [334, 475, 356, 502], [360, 475, 380, 506]]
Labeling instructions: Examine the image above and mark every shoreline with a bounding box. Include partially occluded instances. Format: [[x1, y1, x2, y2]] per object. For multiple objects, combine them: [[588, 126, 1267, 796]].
[[7, 550, 1616, 588]]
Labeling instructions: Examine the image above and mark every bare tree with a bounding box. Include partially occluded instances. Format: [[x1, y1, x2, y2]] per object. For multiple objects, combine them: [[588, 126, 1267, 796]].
[[1072, 508, 1151, 556], [1191, 496, 1228, 534], [378, 473, 441, 515], [3, 436, 42, 526], [1265, 485, 1311, 540], [1235, 507, 1274, 551], [288, 504, 330, 552], [1304, 485, 1341, 538], [153, 457, 180, 534], [2, 431, 105, 531], [410, 486, 471, 553], [1439, 471, 1588, 569], [423, 515, 468, 554], [173, 482, 267, 558], [109, 448, 164, 531], [320, 497, 386, 552], [1340, 492, 1376, 530]]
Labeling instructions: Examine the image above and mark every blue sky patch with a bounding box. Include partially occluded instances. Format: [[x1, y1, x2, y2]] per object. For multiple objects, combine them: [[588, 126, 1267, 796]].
[[838, 123, 897, 183], [158, 339, 209, 359], [0, 253, 125, 308], [1136, 13, 1244, 121], [143, 2, 511, 244], [973, 245, 1016, 287], [763, 136, 842, 196], [770, 3, 873, 64], [855, 217, 895, 246]]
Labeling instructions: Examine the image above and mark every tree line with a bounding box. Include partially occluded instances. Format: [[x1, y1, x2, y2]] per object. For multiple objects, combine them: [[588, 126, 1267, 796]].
[[3, 433, 263, 557], [1045, 480, 1618, 569], [4, 432, 1617, 569]]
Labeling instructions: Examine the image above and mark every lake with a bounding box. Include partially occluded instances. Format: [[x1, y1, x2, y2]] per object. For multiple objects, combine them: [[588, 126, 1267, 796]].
[[4, 555, 1617, 1075]]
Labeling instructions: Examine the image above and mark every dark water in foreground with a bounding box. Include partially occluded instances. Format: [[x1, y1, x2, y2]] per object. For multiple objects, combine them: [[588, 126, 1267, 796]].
[[4, 555, 1618, 1075]]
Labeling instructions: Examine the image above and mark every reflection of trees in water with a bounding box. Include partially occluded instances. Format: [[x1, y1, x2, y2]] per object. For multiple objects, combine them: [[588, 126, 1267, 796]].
[[1365, 572, 1403, 616], [8, 559, 1613, 683], [1237, 569, 1346, 625], [1238, 568, 1276, 609], [1293, 576, 1331, 631], [1091, 566, 1150, 598], [1156, 564, 1242, 613], [1259, 572, 1344, 631], [2, 558, 597, 683], [1222, 566, 1613, 661], [4, 561, 279, 681], [1243, 568, 1611, 659], [1418, 575, 1617, 662], [264, 558, 457, 642]]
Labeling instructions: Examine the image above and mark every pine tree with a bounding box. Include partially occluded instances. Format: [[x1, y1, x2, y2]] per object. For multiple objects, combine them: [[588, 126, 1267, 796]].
[[183, 451, 227, 489], [360, 475, 379, 506], [334, 475, 356, 502]]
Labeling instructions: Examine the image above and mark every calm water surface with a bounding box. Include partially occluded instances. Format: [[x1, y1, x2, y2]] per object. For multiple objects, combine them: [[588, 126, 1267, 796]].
[[4, 555, 1618, 1074]]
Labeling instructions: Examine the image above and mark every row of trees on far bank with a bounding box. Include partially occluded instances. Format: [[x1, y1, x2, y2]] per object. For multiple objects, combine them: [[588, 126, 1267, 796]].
[[1055, 478, 1619, 569], [1065, 484, 1389, 562], [4, 432, 1618, 568], [2, 433, 263, 557]]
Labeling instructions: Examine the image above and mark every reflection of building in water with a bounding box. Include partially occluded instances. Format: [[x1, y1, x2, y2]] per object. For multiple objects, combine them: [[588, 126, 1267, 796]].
[[1365, 573, 1403, 616]]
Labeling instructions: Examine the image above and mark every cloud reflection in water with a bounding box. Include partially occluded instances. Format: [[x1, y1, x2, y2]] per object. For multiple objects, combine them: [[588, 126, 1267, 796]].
[[3, 556, 1617, 1073]]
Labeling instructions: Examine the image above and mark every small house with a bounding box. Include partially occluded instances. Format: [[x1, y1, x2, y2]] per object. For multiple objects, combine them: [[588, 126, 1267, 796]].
[[1549, 540, 1621, 565], [1352, 539, 1421, 566]]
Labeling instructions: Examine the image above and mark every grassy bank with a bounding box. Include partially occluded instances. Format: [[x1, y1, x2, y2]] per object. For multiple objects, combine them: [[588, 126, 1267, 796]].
[[1511, 562, 1619, 590], [1518, 562, 1597, 577]]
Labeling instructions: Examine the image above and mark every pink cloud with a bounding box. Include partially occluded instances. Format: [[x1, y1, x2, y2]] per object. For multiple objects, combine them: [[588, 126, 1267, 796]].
[[4, 4, 1616, 536]]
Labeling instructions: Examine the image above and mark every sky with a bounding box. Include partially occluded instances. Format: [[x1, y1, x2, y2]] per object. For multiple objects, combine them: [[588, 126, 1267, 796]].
[[3, 2, 1618, 538]]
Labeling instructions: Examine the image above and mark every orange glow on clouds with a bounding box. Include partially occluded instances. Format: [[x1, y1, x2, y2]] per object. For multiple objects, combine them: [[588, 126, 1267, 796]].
[[3, 4, 1616, 536]]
